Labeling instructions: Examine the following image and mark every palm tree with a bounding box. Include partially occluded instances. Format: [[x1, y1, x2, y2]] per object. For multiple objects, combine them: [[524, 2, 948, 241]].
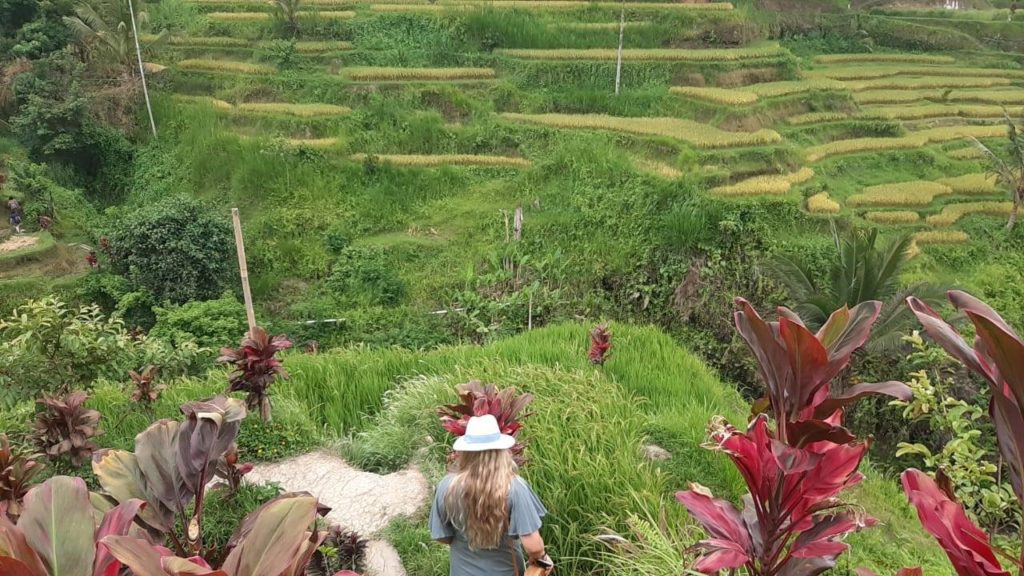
[[972, 114, 1024, 232], [63, 0, 161, 74], [769, 223, 945, 352], [272, 0, 302, 38]]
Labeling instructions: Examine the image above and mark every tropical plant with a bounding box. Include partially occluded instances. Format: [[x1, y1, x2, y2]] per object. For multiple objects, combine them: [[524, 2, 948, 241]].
[[212, 443, 253, 495], [0, 434, 44, 521], [0, 476, 147, 576], [438, 380, 533, 465], [92, 395, 246, 555], [271, 0, 301, 38], [63, 0, 163, 73], [306, 525, 368, 575], [674, 299, 912, 575], [218, 326, 293, 422], [769, 224, 943, 352], [31, 391, 101, 466], [972, 114, 1024, 231], [589, 324, 612, 365], [906, 290, 1024, 569], [891, 333, 1018, 534], [101, 493, 361, 576], [129, 365, 165, 407]]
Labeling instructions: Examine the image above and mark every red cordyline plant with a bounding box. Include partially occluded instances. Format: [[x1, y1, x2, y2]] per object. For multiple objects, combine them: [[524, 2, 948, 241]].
[[0, 434, 44, 522], [675, 298, 912, 576], [218, 326, 293, 422], [438, 380, 533, 465], [129, 365, 166, 407], [589, 324, 612, 365], [879, 290, 1024, 576], [32, 390, 101, 466]]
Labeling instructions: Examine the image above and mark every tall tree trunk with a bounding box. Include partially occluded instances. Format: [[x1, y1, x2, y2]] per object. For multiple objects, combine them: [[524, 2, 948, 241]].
[[1009, 189, 1022, 231]]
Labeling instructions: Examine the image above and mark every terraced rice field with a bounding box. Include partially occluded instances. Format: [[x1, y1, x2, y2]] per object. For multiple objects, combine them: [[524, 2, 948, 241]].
[[710, 168, 814, 196], [349, 154, 531, 167], [500, 113, 782, 148], [805, 125, 1007, 162], [848, 181, 952, 207], [786, 112, 849, 125], [937, 173, 1000, 194], [913, 230, 970, 244], [807, 192, 841, 214], [495, 45, 787, 61], [236, 103, 352, 117], [864, 211, 922, 224], [808, 65, 1024, 81], [926, 201, 1012, 226], [370, 1, 732, 10], [177, 59, 277, 74], [814, 53, 957, 65], [344, 67, 496, 81], [861, 104, 1023, 121], [670, 86, 759, 105], [844, 76, 1014, 91]]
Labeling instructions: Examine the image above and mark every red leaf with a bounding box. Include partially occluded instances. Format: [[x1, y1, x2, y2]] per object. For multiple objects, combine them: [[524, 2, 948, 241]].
[[675, 486, 752, 558]]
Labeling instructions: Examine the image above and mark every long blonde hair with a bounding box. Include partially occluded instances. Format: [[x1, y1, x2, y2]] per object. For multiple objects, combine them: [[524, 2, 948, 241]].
[[444, 448, 517, 550]]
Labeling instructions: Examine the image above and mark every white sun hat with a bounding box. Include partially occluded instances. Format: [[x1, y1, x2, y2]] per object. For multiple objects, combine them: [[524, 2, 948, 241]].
[[452, 414, 516, 452]]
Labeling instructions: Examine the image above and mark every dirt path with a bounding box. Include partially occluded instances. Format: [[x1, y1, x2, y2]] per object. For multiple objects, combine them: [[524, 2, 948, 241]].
[[0, 235, 37, 253], [248, 451, 429, 576]]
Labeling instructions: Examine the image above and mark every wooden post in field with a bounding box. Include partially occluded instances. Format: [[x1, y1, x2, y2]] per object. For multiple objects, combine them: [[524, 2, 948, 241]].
[[127, 0, 157, 138], [614, 5, 625, 95], [231, 208, 257, 332], [513, 207, 523, 241]]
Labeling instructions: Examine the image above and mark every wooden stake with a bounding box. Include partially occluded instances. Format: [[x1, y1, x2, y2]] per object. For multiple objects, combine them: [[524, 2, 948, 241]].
[[231, 208, 257, 332], [614, 5, 625, 95], [127, 0, 157, 138], [513, 206, 523, 241]]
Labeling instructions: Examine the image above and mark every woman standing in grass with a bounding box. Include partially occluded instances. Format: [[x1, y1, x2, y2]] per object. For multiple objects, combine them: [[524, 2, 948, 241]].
[[430, 414, 553, 576]]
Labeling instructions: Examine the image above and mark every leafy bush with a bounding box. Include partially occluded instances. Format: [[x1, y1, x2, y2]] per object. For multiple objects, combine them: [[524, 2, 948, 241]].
[[151, 293, 249, 351], [199, 481, 282, 562], [327, 246, 407, 307], [437, 380, 533, 465], [106, 196, 235, 304], [0, 296, 204, 398]]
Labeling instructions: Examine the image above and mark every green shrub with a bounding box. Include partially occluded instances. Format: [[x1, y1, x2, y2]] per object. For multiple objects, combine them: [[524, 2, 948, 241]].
[[151, 292, 248, 351], [106, 196, 235, 304], [196, 482, 283, 563], [327, 245, 407, 307]]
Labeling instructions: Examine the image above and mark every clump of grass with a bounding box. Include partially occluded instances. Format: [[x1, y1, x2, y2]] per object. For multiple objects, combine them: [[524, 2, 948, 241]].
[[495, 45, 786, 61], [349, 154, 530, 167], [237, 102, 352, 117], [815, 53, 956, 65], [303, 10, 356, 18], [926, 201, 1012, 226], [848, 181, 952, 207], [669, 86, 758, 105], [143, 34, 248, 47], [913, 230, 970, 244], [711, 168, 813, 197], [550, 21, 652, 30], [949, 146, 986, 159], [786, 111, 849, 125], [500, 112, 781, 148], [807, 192, 840, 214], [936, 172, 1000, 194], [746, 79, 846, 98], [289, 40, 354, 52], [177, 58, 276, 74], [864, 210, 921, 224], [345, 67, 496, 81], [143, 62, 167, 73]]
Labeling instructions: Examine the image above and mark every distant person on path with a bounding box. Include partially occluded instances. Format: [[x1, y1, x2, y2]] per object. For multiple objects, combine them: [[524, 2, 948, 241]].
[[7, 196, 22, 234], [430, 414, 553, 576]]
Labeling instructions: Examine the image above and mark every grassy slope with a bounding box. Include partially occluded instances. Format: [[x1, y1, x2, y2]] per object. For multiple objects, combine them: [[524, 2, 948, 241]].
[[282, 322, 950, 574]]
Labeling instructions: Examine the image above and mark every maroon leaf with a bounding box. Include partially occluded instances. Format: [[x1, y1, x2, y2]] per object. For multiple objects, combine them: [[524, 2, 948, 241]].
[[814, 381, 913, 419], [675, 486, 751, 573]]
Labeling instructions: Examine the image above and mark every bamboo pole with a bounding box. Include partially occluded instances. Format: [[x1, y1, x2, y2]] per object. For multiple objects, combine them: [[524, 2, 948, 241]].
[[614, 5, 625, 95], [231, 208, 257, 332], [127, 0, 157, 138]]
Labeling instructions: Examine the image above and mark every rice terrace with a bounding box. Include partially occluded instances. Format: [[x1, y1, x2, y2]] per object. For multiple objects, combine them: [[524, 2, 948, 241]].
[[2, 0, 1024, 575]]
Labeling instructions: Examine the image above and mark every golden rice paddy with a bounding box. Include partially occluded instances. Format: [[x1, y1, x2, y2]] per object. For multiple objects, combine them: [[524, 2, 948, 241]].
[[848, 181, 952, 207], [786, 112, 849, 125], [549, 22, 653, 30], [710, 168, 813, 196], [495, 45, 787, 61], [177, 59, 276, 74], [370, 1, 731, 9], [936, 173, 1000, 195], [948, 146, 986, 159], [814, 54, 956, 65], [236, 103, 352, 117], [806, 126, 1007, 162], [284, 138, 341, 148], [499, 113, 782, 148], [845, 76, 1014, 92], [289, 41, 354, 53], [913, 230, 970, 245], [142, 62, 167, 73], [807, 192, 840, 214], [747, 79, 847, 98], [926, 202, 1013, 226], [349, 154, 531, 167], [669, 86, 759, 105], [855, 89, 1024, 106], [345, 67, 496, 81], [860, 104, 1022, 121], [171, 95, 234, 110], [864, 211, 921, 224], [633, 158, 683, 179], [808, 65, 1024, 81], [206, 11, 271, 20]]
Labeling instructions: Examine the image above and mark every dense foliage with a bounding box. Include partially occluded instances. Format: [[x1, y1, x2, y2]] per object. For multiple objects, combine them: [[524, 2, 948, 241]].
[[106, 197, 235, 304]]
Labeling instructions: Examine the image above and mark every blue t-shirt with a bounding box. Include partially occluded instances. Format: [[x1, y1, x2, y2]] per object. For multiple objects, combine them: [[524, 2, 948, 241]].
[[429, 473, 547, 576]]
